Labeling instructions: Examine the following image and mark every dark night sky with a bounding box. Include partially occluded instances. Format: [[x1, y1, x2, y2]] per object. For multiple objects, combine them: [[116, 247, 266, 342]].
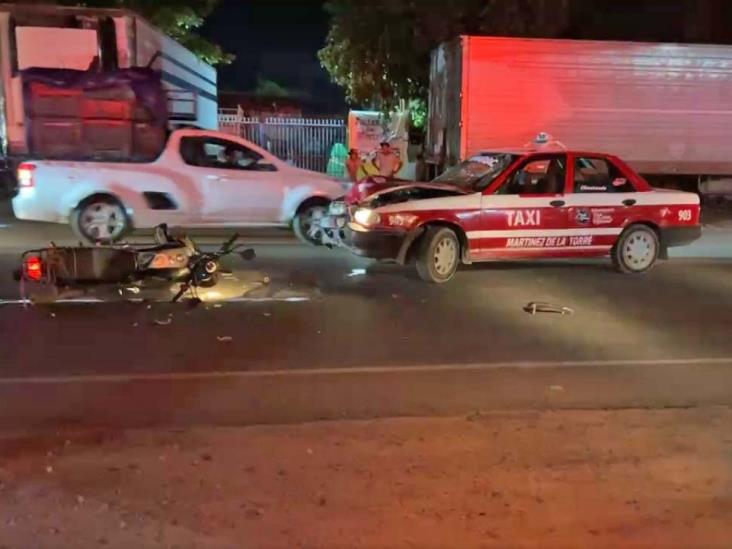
[[199, 0, 732, 115], [199, 0, 347, 114]]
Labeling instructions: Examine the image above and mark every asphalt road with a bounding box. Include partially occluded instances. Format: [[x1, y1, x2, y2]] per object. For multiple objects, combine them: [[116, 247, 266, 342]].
[[2, 209, 732, 427]]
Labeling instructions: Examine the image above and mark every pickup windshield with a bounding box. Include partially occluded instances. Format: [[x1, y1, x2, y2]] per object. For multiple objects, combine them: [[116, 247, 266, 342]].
[[433, 153, 517, 190]]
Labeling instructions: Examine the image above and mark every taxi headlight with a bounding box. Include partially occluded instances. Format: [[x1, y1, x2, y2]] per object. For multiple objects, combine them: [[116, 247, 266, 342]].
[[353, 208, 380, 226]]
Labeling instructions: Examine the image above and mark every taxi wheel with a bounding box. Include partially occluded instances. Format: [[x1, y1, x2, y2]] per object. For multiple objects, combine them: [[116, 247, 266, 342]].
[[612, 224, 660, 274], [416, 227, 460, 283]]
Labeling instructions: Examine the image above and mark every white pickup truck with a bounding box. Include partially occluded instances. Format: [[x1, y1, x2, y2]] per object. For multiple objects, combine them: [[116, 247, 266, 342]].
[[11, 128, 346, 243]]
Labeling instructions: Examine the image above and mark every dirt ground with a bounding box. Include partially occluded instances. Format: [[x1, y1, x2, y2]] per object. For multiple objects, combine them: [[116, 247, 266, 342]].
[[0, 408, 731, 549]]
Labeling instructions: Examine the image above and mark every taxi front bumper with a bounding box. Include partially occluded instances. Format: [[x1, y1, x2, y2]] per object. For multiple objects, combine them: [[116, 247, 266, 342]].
[[347, 224, 424, 264]]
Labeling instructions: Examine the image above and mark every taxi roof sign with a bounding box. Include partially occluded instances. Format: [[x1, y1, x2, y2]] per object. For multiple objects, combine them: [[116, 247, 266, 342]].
[[525, 132, 566, 152]]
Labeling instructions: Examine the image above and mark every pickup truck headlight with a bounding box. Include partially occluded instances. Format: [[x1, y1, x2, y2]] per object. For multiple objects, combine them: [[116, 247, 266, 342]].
[[328, 201, 347, 216], [353, 208, 380, 227]]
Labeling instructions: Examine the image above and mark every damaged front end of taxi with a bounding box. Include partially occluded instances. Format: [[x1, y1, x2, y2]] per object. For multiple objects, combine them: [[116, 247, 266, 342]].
[[336, 182, 470, 264], [311, 176, 408, 248]]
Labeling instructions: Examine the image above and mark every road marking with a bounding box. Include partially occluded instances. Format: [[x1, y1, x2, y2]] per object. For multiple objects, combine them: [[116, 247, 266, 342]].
[[0, 298, 106, 305], [0, 357, 730, 385], [0, 296, 311, 306]]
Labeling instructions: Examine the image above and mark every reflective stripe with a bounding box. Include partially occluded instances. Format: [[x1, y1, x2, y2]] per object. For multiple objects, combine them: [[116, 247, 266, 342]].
[[467, 228, 623, 239], [474, 245, 612, 252]]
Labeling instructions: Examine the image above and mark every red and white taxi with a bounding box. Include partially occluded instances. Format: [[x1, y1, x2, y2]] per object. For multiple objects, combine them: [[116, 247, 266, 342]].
[[346, 145, 701, 282]]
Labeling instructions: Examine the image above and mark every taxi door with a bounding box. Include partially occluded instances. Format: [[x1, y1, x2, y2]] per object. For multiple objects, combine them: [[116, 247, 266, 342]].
[[561, 154, 638, 255], [471, 153, 571, 260]]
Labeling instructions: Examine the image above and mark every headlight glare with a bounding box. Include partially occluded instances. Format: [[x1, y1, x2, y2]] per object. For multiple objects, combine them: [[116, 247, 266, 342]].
[[353, 208, 380, 226]]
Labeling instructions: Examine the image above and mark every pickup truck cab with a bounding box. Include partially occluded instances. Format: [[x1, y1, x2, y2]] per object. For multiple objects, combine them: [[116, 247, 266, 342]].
[[347, 147, 702, 282], [12, 128, 345, 243]]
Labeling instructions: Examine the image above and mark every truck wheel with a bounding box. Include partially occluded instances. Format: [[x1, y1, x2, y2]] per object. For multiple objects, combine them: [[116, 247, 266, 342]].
[[293, 201, 328, 246], [415, 227, 460, 283], [612, 224, 659, 274], [72, 195, 130, 243]]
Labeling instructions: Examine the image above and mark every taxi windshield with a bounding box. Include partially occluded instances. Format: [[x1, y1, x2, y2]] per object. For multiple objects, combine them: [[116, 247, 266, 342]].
[[433, 153, 516, 190]]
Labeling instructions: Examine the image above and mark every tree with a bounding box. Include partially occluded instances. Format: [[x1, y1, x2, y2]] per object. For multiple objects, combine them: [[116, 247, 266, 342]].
[[319, 0, 569, 119], [254, 76, 294, 99], [34, 0, 233, 65]]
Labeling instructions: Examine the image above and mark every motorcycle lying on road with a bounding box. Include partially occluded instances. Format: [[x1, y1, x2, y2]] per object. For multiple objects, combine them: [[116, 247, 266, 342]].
[[14, 224, 265, 304]]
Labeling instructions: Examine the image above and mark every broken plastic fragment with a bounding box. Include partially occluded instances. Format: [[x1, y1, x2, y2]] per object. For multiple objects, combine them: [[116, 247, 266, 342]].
[[524, 302, 574, 315], [217, 336, 233, 342], [154, 318, 173, 326]]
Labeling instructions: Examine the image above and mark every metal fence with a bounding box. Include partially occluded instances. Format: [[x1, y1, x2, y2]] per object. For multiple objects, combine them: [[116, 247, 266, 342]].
[[219, 111, 348, 176]]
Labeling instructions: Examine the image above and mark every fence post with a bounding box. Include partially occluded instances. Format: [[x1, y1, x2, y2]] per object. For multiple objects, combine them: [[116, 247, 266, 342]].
[[258, 117, 267, 150]]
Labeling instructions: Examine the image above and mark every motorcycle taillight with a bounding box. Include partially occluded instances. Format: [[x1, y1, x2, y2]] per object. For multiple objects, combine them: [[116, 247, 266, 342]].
[[24, 255, 43, 282]]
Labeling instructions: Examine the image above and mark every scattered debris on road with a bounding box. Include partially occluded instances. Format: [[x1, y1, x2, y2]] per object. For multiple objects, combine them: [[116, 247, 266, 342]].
[[524, 302, 574, 315], [217, 336, 233, 343], [154, 318, 172, 326], [346, 268, 367, 278]]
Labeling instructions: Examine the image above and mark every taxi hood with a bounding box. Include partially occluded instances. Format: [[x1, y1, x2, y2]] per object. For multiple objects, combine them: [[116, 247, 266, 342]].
[[362, 182, 468, 209]]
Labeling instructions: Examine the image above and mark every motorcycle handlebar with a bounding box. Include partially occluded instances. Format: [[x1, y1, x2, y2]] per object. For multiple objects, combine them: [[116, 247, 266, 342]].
[[220, 233, 240, 254]]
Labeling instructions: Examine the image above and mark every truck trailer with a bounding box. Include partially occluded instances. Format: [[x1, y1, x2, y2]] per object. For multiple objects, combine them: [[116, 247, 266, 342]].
[[427, 35, 732, 193]]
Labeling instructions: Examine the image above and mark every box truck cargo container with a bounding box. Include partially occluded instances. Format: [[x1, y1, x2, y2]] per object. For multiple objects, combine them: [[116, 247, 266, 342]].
[[0, 3, 217, 161], [427, 35, 732, 193]]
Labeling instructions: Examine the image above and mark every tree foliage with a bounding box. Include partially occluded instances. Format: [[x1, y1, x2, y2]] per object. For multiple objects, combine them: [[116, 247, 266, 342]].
[[254, 76, 293, 99], [319, 0, 569, 111], [38, 0, 233, 65]]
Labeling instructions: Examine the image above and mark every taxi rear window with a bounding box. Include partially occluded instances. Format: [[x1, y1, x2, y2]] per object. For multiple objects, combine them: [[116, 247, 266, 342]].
[[574, 157, 635, 193]]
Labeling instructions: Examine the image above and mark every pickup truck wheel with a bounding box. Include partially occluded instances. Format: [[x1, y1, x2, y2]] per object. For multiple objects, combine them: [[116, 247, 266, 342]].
[[293, 202, 328, 246], [72, 196, 129, 243], [415, 227, 460, 283], [612, 224, 659, 274]]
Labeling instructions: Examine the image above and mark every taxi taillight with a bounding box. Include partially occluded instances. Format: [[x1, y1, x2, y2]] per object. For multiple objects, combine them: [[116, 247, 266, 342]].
[[17, 162, 35, 188]]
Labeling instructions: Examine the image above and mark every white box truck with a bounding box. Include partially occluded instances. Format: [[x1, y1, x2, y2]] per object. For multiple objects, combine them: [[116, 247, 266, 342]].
[[427, 35, 732, 193]]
